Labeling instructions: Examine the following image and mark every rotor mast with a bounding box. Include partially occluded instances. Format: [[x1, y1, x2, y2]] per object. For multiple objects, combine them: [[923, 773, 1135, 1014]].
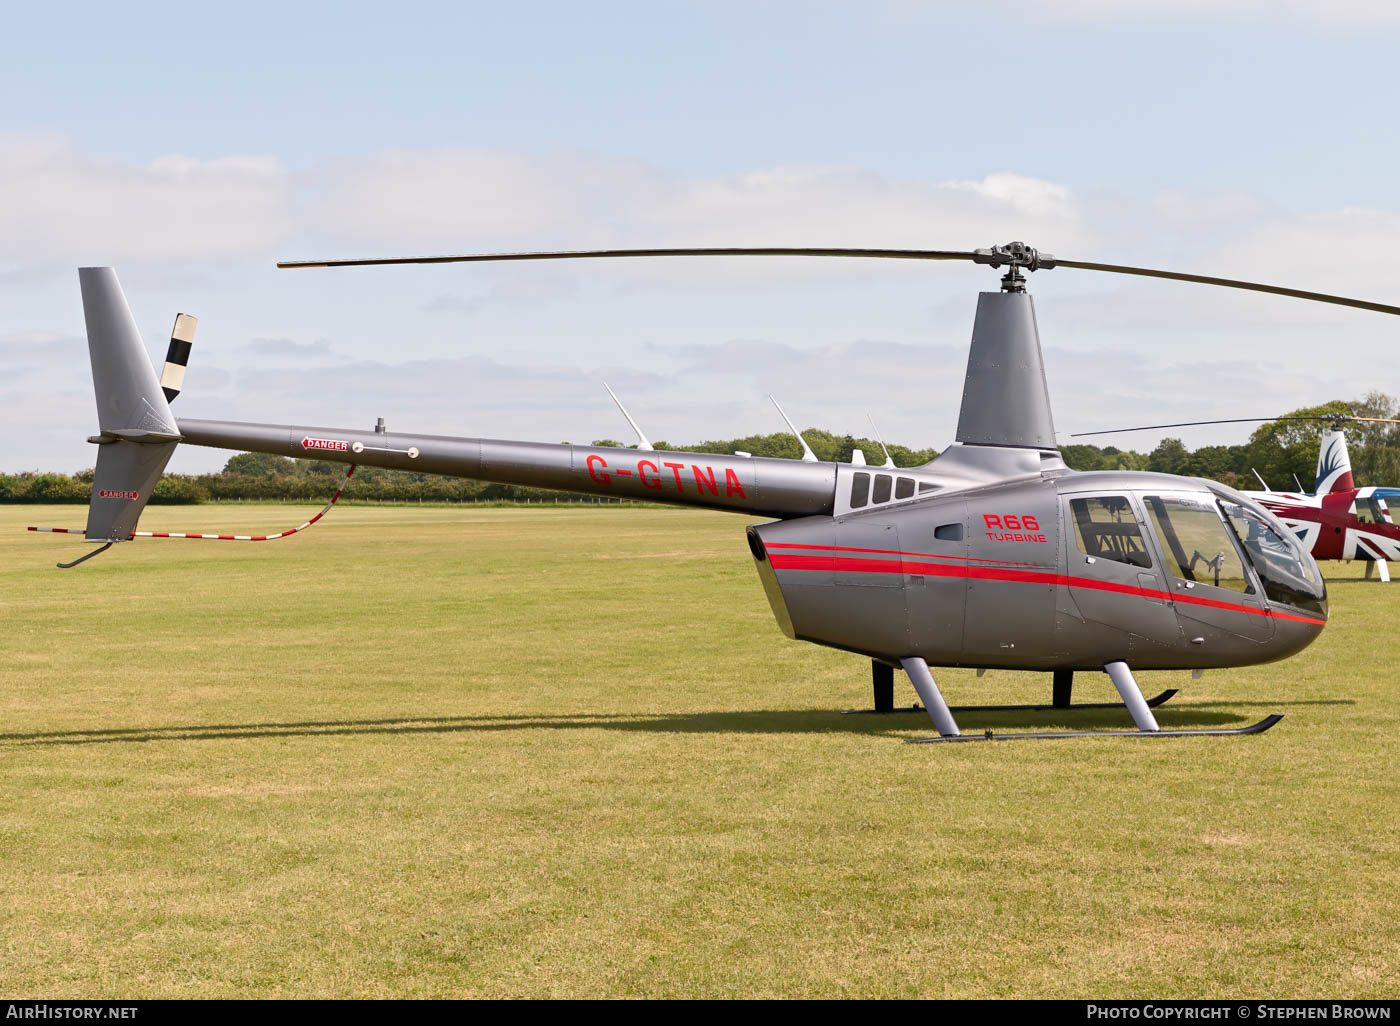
[[952, 243, 1059, 452]]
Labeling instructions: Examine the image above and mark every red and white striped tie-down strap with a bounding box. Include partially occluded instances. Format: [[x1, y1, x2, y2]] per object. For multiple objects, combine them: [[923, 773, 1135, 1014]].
[[28, 465, 357, 542]]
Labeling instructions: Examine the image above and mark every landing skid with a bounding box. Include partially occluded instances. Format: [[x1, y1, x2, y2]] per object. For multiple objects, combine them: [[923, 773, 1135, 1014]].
[[906, 714, 1283, 743], [842, 689, 1179, 715], [895, 657, 1282, 743]]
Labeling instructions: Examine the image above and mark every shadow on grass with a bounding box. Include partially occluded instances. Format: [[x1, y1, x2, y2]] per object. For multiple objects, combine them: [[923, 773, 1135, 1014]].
[[0, 698, 1349, 748]]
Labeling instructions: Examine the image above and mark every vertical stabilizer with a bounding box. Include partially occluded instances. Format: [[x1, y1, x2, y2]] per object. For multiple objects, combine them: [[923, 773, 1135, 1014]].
[[81, 267, 179, 438], [1314, 429, 1355, 494], [76, 268, 180, 545], [955, 291, 1057, 449]]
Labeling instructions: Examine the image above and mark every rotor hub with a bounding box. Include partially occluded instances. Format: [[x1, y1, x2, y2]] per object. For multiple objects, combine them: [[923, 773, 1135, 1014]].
[[972, 242, 1057, 293]]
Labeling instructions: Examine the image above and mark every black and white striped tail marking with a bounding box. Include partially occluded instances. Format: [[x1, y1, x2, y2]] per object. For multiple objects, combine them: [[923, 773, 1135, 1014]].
[[160, 313, 197, 404]]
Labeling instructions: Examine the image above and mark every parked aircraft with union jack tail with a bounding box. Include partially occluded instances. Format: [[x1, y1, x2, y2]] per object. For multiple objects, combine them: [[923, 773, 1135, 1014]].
[[31, 242, 1400, 741], [1249, 427, 1400, 580]]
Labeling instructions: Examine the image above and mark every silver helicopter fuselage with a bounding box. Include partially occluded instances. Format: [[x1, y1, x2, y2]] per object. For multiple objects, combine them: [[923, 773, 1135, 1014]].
[[167, 288, 1325, 674]]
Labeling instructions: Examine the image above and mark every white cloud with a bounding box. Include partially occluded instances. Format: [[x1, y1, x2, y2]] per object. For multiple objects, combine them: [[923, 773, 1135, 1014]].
[[0, 135, 1097, 286], [241, 337, 338, 358], [423, 271, 581, 314], [0, 329, 83, 361], [0, 134, 291, 268]]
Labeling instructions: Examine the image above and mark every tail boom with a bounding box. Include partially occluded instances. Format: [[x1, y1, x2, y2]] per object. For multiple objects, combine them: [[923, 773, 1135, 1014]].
[[176, 418, 837, 518]]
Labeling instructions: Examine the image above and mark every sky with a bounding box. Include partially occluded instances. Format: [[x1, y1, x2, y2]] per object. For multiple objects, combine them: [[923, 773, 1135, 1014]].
[[4, 0, 1400, 473]]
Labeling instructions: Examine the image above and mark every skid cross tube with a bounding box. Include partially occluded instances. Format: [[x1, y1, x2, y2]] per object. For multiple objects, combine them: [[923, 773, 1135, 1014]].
[[871, 660, 895, 714], [1105, 660, 1160, 732], [842, 665, 1179, 715], [899, 657, 961, 737]]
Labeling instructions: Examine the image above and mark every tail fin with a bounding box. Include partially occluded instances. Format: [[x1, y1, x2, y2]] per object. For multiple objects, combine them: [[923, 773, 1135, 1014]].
[[78, 267, 180, 543], [1314, 429, 1355, 495]]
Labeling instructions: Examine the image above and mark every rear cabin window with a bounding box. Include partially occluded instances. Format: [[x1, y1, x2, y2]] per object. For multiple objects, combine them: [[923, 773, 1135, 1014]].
[[1069, 496, 1153, 569], [1143, 494, 1252, 593], [850, 472, 870, 509], [873, 474, 892, 504], [895, 477, 914, 500]]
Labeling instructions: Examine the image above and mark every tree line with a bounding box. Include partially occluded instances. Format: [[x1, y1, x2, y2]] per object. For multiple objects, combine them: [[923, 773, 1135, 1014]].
[[6, 393, 1400, 503]]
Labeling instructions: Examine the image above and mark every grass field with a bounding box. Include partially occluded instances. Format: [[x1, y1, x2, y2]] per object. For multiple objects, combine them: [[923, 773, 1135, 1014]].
[[2, 503, 1397, 998]]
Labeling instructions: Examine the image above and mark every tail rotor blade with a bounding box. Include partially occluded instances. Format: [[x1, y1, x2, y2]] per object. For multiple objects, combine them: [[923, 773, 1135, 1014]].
[[160, 313, 197, 404]]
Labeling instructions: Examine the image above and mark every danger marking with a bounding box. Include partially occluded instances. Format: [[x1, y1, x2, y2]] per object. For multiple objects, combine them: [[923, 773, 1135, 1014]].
[[99, 489, 139, 499], [302, 437, 349, 452]]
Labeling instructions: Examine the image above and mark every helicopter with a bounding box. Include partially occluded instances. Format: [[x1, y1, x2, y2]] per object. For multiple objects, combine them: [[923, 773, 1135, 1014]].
[[1073, 415, 1400, 582], [36, 241, 1398, 742]]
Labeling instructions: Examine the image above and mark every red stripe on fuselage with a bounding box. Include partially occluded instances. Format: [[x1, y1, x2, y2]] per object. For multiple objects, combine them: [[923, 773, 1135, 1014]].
[[764, 541, 1043, 568], [765, 549, 1326, 626]]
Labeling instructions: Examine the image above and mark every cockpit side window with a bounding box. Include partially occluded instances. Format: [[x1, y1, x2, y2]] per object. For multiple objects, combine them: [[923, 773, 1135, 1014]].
[[1069, 496, 1153, 568], [1143, 495, 1252, 594]]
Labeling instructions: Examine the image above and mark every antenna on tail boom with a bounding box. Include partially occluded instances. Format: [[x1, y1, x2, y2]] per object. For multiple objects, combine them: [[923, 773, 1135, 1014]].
[[603, 382, 654, 451]]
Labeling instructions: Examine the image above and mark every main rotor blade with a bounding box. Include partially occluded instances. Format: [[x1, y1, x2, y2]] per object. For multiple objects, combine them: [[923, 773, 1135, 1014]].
[[277, 247, 980, 269], [1073, 417, 1338, 438], [278, 243, 1400, 316], [1054, 258, 1400, 316], [1071, 415, 1400, 437]]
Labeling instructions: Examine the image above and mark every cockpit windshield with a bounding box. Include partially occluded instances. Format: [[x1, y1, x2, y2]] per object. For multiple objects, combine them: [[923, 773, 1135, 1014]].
[[1220, 500, 1327, 616]]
